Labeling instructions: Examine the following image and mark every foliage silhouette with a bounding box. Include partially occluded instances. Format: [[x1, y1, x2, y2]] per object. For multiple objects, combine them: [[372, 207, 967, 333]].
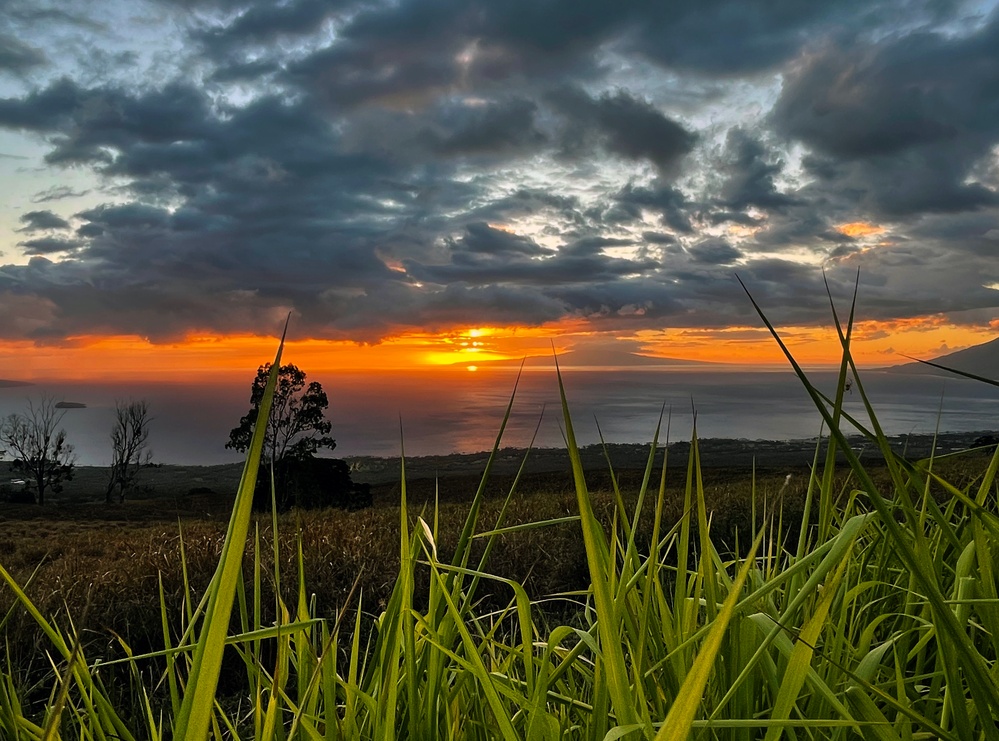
[[0, 397, 75, 505], [227, 363, 368, 510], [226, 363, 336, 463]]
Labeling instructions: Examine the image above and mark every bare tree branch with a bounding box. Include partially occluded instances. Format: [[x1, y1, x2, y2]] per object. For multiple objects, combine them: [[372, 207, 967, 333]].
[[106, 400, 152, 504], [0, 397, 75, 505]]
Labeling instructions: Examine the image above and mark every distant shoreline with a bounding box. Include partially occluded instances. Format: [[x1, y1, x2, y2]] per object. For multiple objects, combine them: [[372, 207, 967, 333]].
[[342, 429, 998, 483], [4, 430, 995, 485], [0, 380, 33, 388]]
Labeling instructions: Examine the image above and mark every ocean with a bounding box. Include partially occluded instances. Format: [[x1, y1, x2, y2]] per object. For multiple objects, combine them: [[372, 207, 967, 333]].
[[1, 367, 998, 466]]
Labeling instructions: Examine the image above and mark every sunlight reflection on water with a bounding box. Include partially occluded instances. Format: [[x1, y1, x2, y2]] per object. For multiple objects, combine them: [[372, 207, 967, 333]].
[[1, 369, 997, 465]]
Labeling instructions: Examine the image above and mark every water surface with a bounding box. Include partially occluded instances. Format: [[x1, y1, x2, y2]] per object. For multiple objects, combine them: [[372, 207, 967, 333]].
[[1, 368, 996, 466]]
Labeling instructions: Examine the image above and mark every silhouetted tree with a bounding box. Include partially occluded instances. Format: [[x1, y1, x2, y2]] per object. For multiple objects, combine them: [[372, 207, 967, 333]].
[[225, 363, 336, 461], [226, 363, 336, 463], [0, 398, 75, 505], [227, 364, 370, 511], [105, 399, 152, 504]]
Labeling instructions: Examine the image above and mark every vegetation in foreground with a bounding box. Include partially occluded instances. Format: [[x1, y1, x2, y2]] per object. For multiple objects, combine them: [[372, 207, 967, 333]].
[[0, 301, 998, 740]]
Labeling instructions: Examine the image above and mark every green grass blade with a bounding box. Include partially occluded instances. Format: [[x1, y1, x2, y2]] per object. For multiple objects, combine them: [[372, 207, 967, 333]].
[[173, 320, 288, 741], [654, 531, 763, 741], [555, 355, 646, 736]]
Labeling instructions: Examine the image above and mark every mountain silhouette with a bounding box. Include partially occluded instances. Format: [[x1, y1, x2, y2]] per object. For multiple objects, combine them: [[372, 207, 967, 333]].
[[886, 337, 999, 379], [0, 379, 32, 388]]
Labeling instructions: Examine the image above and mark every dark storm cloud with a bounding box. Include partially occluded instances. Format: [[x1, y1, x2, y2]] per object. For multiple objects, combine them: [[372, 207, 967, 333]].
[[717, 129, 800, 212], [285, 0, 942, 101], [773, 16, 999, 216], [0, 78, 217, 166], [209, 58, 281, 83], [429, 98, 546, 156], [687, 240, 742, 265], [16, 237, 82, 255], [337, 97, 549, 166], [549, 87, 697, 175], [610, 182, 693, 233], [285, 32, 461, 111], [641, 231, 677, 245], [148, 0, 249, 9], [751, 209, 848, 251], [194, 0, 354, 54], [463, 188, 583, 225], [1, 0, 997, 344], [17, 210, 70, 232], [625, 1, 852, 75], [0, 77, 431, 340], [283, 0, 655, 111], [0, 34, 46, 74], [708, 211, 764, 227], [406, 224, 654, 287], [76, 203, 172, 230], [449, 222, 552, 257]]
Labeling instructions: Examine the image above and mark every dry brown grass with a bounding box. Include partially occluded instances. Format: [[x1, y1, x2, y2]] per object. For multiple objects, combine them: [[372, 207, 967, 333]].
[[1, 449, 988, 667]]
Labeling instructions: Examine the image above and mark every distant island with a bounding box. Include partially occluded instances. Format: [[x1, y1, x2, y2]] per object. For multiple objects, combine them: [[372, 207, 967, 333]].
[[0, 379, 32, 388], [55, 401, 87, 409], [886, 336, 999, 379]]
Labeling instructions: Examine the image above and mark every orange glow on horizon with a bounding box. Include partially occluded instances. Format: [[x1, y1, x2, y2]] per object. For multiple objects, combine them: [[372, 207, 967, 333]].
[[634, 318, 995, 367], [0, 316, 995, 382], [837, 221, 886, 238], [0, 325, 573, 381]]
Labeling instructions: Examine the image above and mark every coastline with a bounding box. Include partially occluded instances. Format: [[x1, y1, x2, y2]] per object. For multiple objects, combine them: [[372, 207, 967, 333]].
[[344, 428, 998, 484], [2, 429, 994, 513]]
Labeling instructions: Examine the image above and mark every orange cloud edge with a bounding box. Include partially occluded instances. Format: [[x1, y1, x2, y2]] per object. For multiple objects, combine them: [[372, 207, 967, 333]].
[[1, 317, 995, 382]]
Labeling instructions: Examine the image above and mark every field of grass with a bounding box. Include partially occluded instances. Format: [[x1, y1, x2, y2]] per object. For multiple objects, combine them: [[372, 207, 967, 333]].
[[1, 303, 998, 740]]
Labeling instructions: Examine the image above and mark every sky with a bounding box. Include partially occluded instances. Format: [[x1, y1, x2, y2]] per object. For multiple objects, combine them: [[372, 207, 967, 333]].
[[1, 0, 999, 379]]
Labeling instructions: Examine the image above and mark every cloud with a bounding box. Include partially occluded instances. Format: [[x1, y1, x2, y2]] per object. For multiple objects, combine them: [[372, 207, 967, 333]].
[[641, 231, 677, 245], [428, 98, 547, 157], [716, 128, 800, 212], [610, 182, 693, 233], [16, 237, 82, 255], [31, 185, 91, 203], [194, 0, 355, 56], [773, 17, 999, 216], [688, 239, 742, 265], [625, 0, 851, 75], [17, 210, 71, 232], [548, 87, 697, 176], [0, 33, 46, 74], [0, 78, 218, 166], [0, 0, 995, 347]]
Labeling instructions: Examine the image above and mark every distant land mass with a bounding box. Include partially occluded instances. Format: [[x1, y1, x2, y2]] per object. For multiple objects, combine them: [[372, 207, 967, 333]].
[[886, 337, 999, 379], [55, 401, 87, 409], [0, 379, 32, 388]]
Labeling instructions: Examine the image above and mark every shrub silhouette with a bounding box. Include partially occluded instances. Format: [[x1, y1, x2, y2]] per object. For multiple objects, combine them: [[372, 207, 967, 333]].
[[253, 457, 371, 512]]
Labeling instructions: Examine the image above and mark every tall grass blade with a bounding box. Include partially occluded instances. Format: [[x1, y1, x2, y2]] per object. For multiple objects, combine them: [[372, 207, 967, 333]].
[[173, 318, 289, 741], [555, 354, 645, 736], [654, 531, 763, 741]]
